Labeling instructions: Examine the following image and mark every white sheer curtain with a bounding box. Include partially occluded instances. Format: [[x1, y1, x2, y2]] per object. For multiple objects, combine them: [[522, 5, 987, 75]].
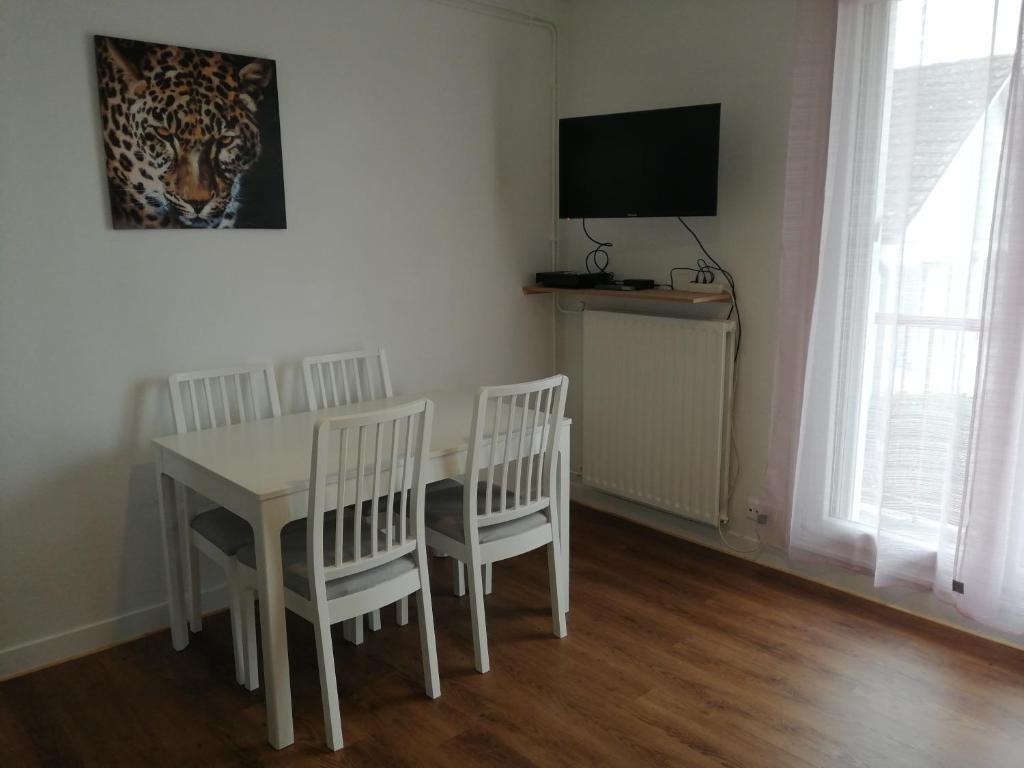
[[790, 0, 1024, 592], [946, 9, 1024, 635], [760, 0, 838, 550]]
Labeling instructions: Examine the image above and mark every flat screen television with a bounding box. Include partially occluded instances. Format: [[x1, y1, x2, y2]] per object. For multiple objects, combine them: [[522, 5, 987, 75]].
[[559, 103, 720, 219]]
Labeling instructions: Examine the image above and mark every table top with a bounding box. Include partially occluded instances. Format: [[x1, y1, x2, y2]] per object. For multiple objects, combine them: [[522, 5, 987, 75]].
[[153, 388, 569, 502]]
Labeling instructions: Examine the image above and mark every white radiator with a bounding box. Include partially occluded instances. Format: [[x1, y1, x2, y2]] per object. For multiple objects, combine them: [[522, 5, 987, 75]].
[[582, 310, 736, 526]]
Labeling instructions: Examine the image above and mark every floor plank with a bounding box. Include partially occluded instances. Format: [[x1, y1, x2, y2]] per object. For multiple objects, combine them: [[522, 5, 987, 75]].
[[2, 506, 1022, 767]]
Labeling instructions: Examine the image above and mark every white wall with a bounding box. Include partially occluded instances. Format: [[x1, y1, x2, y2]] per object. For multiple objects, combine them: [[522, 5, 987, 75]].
[[557, 0, 1023, 652], [0, 0, 564, 676]]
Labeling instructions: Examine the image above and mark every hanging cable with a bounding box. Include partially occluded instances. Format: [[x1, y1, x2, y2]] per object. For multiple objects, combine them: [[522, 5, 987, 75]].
[[670, 217, 742, 362], [717, 518, 762, 555], [668, 218, 753, 552], [582, 219, 612, 274]]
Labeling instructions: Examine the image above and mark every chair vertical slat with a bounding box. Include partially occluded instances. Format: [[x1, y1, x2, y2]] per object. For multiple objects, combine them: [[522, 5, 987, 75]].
[[341, 360, 352, 404], [352, 358, 364, 402], [514, 390, 531, 506], [187, 380, 201, 430], [400, 414, 413, 542], [234, 374, 247, 422], [485, 396, 502, 516], [370, 421, 384, 556], [246, 375, 258, 424], [335, 427, 349, 567], [379, 348, 394, 397], [525, 389, 541, 503], [536, 387, 551, 500], [545, 390, 555, 489], [353, 425, 366, 562], [387, 417, 400, 546], [500, 393, 516, 512], [316, 364, 328, 410], [328, 362, 340, 408], [366, 358, 378, 401], [219, 376, 231, 425], [202, 377, 217, 427]]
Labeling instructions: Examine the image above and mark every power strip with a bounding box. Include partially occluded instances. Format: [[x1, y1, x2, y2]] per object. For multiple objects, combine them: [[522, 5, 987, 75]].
[[680, 282, 731, 295]]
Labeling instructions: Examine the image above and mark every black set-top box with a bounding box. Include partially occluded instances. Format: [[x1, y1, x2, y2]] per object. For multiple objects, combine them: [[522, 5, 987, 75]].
[[536, 271, 615, 288]]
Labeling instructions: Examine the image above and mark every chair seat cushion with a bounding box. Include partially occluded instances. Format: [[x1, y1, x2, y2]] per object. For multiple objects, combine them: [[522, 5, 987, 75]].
[[424, 482, 549, 544], [237, 511, 416, 601], [280, 508, 342, 539], [190, 508, 254, 555]]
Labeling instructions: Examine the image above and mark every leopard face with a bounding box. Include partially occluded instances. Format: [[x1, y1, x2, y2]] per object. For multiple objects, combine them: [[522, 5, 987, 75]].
[[96, 37, 272, 229]]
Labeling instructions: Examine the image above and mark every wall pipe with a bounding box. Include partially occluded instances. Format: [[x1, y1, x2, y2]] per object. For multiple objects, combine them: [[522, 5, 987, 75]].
[[422, 0, 561, 369]]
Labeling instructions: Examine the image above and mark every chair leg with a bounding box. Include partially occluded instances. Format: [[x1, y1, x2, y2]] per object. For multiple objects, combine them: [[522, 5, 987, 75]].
[[242, 589, 260, 691], [452, 560, 466, 597], [415, 565, 441, 699], [483, 563, 493, 595], [226, 570, 246, 686], [342, 618, 364, 645], [188, 544, 203, 632], [312, 612, 343, 751], [368, 610, 382, 632], [547, 541, 567, 638], [466, 561, 490, 674], [397, 596, 409, 626]]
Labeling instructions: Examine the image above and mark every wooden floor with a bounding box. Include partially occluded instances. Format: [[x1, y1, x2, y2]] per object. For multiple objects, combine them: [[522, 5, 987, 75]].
[[3, 507, 1023, 767]]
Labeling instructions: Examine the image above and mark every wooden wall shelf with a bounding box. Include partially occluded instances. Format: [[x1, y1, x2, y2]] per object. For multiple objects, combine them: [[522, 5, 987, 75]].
[[522, 285, 732, 304]]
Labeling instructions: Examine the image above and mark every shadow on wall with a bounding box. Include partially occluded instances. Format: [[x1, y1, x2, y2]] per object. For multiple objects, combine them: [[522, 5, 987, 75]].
[[0, 377, 172, 654], [118, 377, 187, 639]]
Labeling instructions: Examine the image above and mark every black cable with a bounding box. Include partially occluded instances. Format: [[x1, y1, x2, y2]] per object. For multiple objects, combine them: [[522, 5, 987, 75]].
[[673, 217, 742, 362], [582, 219, 612, 274], [669, 266, 713, 287], [677, 217, 714, 265]]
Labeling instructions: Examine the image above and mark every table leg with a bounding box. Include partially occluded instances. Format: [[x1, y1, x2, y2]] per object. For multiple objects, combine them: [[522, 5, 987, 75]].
[[254, 502, 295, 750], [558, 431, 570, 613], [155, 455, 188, 650]]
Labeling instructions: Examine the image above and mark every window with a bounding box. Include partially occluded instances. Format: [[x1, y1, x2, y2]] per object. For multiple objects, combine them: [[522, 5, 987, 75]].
[[792, 0, 1021, 584]]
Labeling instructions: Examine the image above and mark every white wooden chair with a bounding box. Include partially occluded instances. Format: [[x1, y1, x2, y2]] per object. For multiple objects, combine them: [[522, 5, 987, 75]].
[[301, 347, 399, 641], [167, 363, 280, 690], [424, 374, 568, 674], [237, 399, 440, 751]]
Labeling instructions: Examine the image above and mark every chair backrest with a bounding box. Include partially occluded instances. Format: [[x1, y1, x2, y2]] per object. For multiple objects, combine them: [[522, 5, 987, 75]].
[[168, 363, 282, 434], [464, 374, 568, 536], [302, 347, 393, 410], [307, 399, 433, 591]]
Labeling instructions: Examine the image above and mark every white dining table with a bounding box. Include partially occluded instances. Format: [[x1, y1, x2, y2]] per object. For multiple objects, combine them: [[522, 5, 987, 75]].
[[152, 387, 571, 749]]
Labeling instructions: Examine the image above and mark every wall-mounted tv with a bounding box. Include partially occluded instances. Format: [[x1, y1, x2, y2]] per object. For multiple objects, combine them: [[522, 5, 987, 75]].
[[559, 103, 720, 219]]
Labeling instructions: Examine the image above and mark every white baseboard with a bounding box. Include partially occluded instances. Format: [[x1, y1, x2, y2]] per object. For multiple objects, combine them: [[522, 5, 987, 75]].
[[0, 586, 230, 681], [572, 482, 759, 550]]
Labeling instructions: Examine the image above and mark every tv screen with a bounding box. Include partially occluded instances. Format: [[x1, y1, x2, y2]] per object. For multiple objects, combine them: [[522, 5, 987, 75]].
[[559, 103, 720, 219]]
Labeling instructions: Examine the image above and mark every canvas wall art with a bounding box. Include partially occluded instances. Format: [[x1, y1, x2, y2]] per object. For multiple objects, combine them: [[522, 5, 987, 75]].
[[94, 36, 286, 229]]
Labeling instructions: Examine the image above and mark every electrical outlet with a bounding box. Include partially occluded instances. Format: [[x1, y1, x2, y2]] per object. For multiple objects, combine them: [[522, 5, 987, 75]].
[[748, 498, 768, 525]]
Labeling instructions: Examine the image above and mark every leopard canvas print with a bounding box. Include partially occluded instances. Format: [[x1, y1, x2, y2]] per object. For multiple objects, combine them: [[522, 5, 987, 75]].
[[94, 36, 286, 229]]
